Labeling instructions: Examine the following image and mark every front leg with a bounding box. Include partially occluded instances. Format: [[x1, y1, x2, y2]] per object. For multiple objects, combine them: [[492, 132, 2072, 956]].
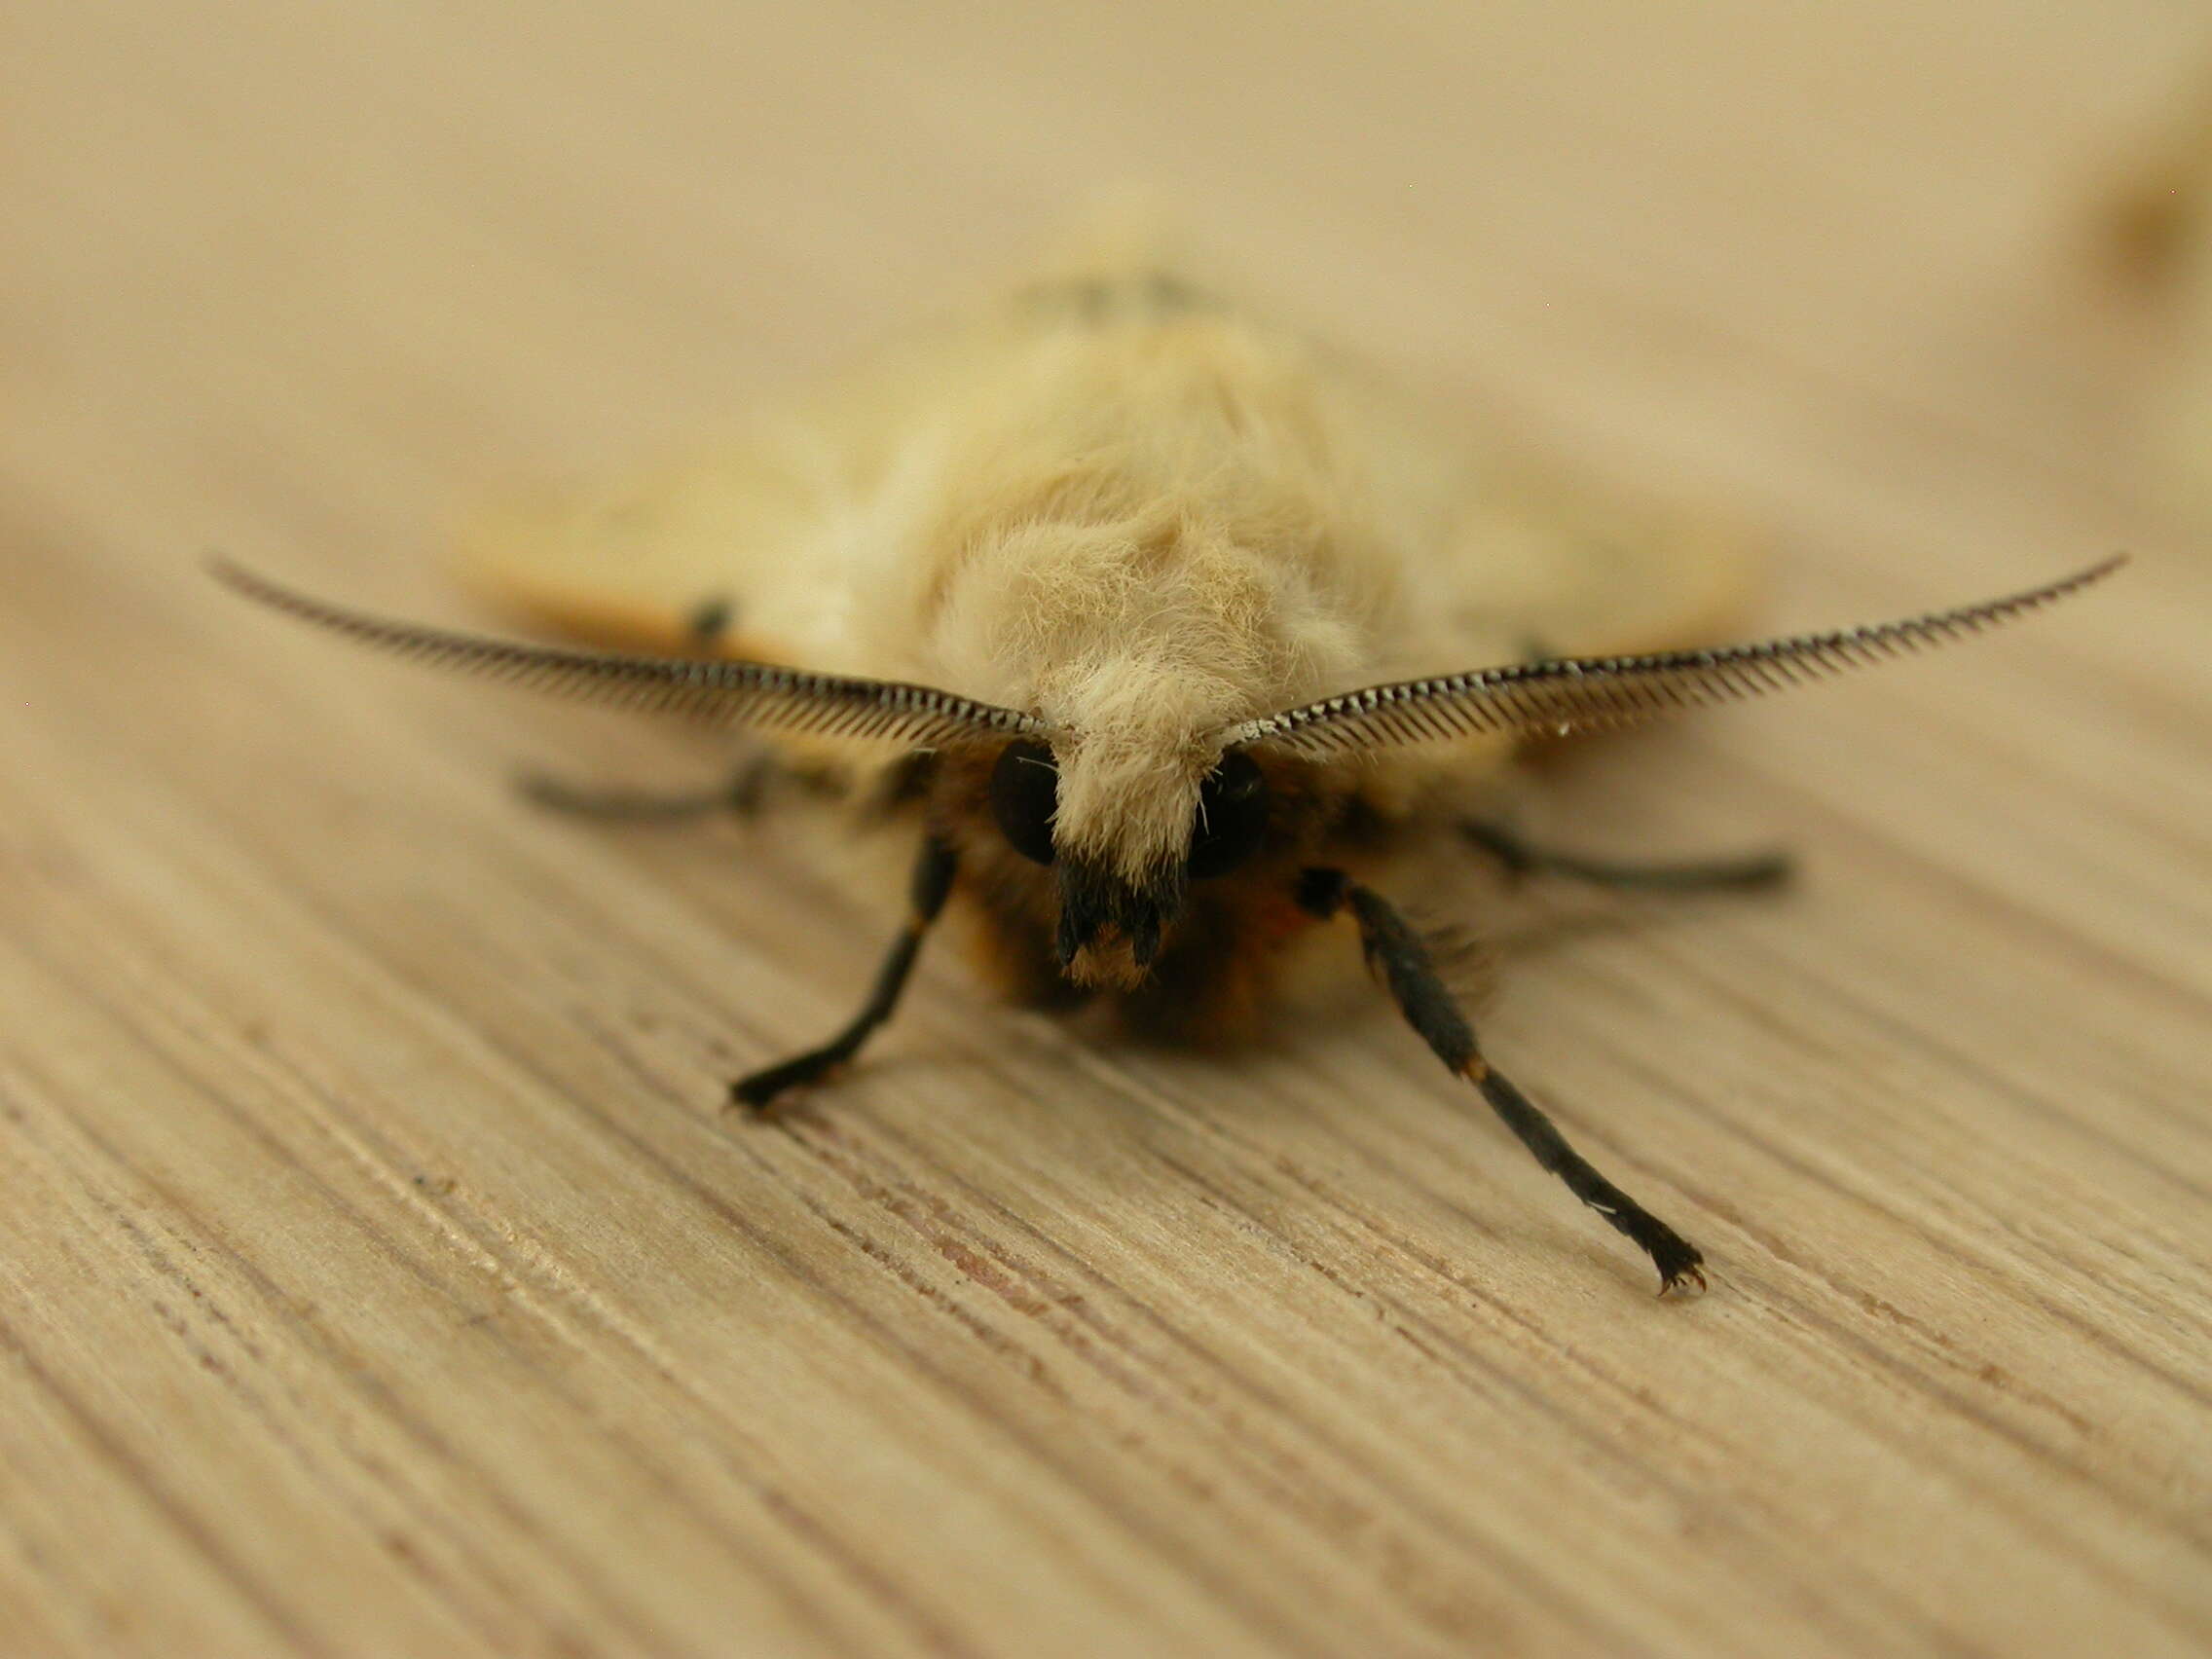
[[730, 833, 959, 1112], [1298, 867, 1706, 1296]]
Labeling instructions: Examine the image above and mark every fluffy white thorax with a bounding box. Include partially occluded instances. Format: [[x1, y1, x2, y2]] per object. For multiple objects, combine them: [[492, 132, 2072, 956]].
[[890, 319, 1407, 878]]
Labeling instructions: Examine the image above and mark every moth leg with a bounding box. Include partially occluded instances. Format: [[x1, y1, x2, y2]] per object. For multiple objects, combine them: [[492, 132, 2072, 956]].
[[685, 595, 738, 644], [730, 833, 959, 1113], [518, 755, 775, 823], [1297, 867, 1707, 1296], [1461, 820, 1791, 894]]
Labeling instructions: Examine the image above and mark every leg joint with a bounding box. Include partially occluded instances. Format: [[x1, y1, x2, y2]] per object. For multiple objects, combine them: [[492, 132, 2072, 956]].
[[1296, 866, 1352, 920]]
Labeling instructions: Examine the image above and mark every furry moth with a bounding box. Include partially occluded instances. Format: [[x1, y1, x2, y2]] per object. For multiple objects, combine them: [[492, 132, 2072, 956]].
[[218, 230, 2121, 1296]]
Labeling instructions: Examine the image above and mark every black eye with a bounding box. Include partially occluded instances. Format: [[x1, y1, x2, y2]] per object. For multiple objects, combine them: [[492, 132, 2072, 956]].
[[1188, 750, 1270, 879], [990, 741, 1059, 865]]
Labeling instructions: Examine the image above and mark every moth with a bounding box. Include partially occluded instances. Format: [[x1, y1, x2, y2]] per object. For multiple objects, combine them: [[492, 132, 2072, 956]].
[[218, 231, 2120, 1296]]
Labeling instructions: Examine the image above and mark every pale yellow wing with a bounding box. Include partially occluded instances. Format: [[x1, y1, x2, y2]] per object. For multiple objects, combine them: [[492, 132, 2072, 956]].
[[1424, 448, 1762, 671], [456, 434, 841, 664], [457, 314, 1005, 675]]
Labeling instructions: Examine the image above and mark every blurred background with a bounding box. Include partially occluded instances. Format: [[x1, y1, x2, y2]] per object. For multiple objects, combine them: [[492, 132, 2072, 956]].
[[9, 0, 2211, 592], [6, 6, 2211, 1657]]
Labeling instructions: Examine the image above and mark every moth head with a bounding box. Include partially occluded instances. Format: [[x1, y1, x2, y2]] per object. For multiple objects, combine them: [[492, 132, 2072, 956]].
[[988, 736, 1272, 987]]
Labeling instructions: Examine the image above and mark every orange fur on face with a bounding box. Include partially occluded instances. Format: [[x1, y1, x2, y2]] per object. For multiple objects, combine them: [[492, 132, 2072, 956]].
[[928, 741, 1367, 1041]]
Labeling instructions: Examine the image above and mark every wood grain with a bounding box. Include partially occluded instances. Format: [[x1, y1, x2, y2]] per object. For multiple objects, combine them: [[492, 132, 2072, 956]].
[[4, 4, 2209, 1655]]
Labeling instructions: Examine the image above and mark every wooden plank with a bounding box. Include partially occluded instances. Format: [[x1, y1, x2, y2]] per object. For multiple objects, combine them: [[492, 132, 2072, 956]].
[[4, 3, 2208, 1654]]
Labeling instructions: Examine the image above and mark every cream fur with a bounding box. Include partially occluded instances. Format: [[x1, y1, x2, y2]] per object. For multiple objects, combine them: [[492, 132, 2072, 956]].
[[461, 220, 1763, 883], [902, 319, 1408, 877]]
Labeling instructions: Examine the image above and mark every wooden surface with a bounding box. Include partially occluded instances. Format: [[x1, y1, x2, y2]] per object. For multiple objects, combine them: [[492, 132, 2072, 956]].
[[5, 5, 2211, 1655]]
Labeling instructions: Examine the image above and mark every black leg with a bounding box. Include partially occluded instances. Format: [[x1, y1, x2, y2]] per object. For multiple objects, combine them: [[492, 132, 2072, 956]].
[[1298, 867, 1707, 1296], [730, 834, 959, 1112], [519, 756, 774, 823], [1461, 820, 1791, 894]]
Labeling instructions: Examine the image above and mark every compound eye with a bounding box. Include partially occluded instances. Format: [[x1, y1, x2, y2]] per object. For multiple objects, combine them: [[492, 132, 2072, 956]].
[[989, 741, 1060, 866], [1188, 750, 1270, 880]]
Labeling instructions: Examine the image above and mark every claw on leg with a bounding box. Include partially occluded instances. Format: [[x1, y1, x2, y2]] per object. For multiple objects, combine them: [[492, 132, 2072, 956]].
[[727, 835, 957, 1113]]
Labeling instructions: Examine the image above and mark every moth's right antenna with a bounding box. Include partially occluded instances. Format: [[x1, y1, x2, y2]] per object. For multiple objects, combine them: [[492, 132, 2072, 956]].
[[212, 559, 1050, 752]]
